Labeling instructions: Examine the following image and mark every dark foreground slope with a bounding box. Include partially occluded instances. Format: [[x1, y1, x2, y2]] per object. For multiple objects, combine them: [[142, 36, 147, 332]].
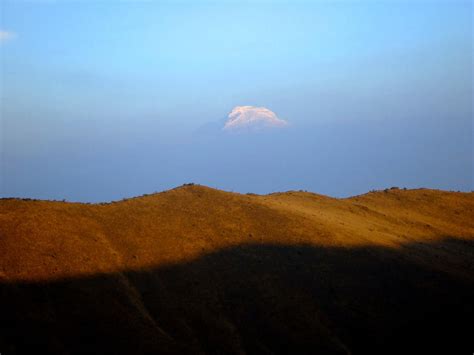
[[1, 185, 473, 354]]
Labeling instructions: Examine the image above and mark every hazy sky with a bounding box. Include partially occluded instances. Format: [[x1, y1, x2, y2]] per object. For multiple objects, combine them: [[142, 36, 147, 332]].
[[1, 0, 472, 201]]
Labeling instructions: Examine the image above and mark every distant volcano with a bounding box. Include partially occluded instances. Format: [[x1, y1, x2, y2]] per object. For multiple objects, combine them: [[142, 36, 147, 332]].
[[223, 106, 288, 132]]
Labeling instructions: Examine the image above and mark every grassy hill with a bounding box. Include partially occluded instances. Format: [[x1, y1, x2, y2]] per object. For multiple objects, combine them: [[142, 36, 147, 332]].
[[1, 185, 473, 354]]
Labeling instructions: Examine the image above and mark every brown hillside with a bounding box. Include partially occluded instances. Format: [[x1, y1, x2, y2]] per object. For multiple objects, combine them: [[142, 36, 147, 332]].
[[1, 185, 473, 354]]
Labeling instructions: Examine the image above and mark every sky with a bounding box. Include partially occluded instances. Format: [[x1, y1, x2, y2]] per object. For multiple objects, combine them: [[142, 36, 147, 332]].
[[0, 0, 472, 202]]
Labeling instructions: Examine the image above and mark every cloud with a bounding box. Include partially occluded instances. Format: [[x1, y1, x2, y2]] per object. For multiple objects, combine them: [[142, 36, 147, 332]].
[[0, 30, 17, 43], [223, 106, 288, 131]]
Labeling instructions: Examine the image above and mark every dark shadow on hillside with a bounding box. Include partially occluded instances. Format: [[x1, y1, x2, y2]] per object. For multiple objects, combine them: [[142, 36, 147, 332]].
[[1, 238, 473, 354]]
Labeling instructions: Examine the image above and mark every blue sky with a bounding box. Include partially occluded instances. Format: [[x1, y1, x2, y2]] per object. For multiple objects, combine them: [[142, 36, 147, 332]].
[[1, 0, 472, 201]]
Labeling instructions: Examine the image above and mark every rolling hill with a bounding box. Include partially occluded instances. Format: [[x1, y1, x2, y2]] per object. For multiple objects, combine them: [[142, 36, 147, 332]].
[[1, 185, 473, 354]]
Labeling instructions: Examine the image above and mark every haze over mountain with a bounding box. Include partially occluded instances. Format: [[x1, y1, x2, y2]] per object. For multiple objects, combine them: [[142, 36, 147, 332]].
[[1, 185, 473, 354], [1, 0, 472, 202]]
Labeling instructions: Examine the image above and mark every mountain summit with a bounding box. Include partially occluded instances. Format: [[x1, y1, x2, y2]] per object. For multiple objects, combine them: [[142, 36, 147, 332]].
[[223, 106, 288, 131]]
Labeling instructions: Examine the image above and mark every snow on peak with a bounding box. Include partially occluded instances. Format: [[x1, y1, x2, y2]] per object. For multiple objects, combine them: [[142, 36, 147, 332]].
[[223, 106, 288, 131]]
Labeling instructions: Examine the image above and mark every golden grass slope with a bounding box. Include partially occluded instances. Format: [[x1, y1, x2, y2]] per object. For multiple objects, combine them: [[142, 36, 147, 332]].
[[0, 185, 473, 354], [1, 185, 473, 281]]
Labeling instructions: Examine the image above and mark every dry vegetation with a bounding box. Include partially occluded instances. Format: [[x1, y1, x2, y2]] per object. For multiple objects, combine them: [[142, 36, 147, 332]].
[[1, 185, 473, 354]]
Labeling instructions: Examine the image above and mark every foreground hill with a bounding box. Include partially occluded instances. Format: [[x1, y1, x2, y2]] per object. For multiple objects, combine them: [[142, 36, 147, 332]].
[[1, 185, 473, 354]]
